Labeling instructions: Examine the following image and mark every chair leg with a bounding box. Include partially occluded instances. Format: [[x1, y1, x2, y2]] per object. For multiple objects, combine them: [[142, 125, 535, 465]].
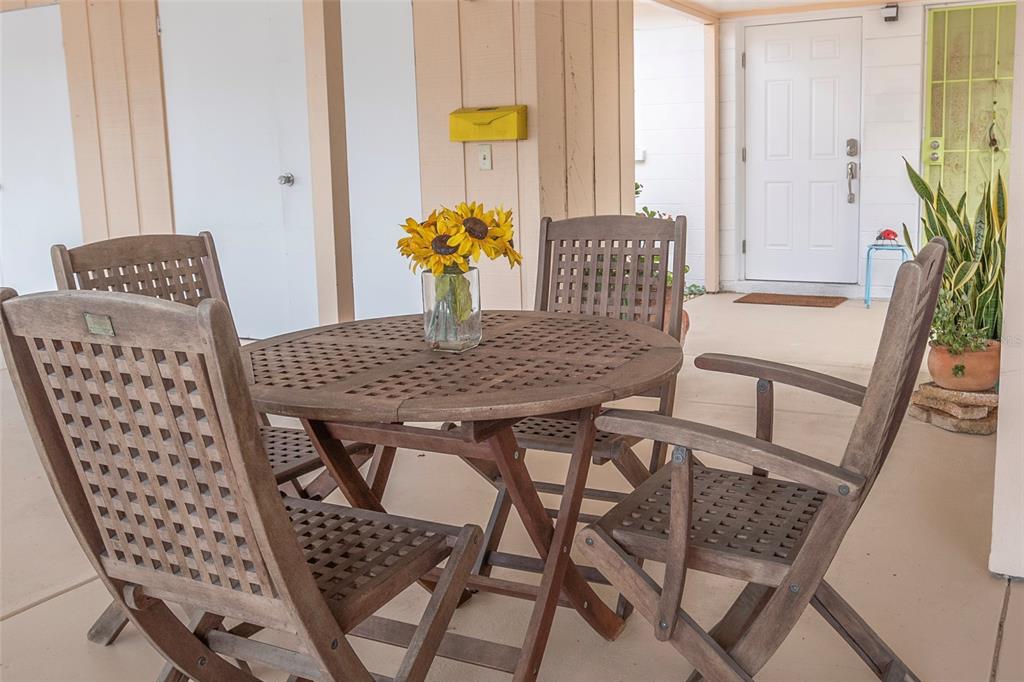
[[119, 598, 255, 681], [155, 610, 226, 682], [811, 580, 921, 681], [87, 600, 130, 645], [685, 584, 774, 682], [577, 526, 752, 682], [394, 525, 483, 682]]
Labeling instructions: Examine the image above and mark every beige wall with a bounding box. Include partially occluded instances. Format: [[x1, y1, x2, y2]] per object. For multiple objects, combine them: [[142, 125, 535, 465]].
[[989, 0, 1023, 579], [59, 0, 175, 241], [411, 0, 634, 310]]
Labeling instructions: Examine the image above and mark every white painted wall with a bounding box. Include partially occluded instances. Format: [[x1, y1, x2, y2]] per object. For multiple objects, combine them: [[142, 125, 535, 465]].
[[989, 0, 1023, 580], [341, 0, 423, 319], [719, 3, 927, 298], [161, 0, 319, 339], [634, 0, 706, 286], [0, 5, 81, 295]]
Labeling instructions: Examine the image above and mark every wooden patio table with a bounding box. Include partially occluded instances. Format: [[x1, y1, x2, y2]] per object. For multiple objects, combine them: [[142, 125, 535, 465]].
[[243, 310, 683, 680]]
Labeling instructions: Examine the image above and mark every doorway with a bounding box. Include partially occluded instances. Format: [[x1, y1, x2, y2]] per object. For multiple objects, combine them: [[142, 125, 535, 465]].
[[744, 17, 862, 284]]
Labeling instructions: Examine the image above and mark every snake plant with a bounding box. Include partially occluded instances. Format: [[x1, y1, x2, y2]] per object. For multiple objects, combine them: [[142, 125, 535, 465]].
[[902, 160, 1007, 341]]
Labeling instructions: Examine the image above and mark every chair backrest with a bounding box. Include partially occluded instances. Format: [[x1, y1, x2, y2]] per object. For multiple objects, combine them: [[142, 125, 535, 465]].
[[535, 215, 687, 340], [843, 238, 947, 482], [0, 288, 344, 654], [52, 232, 229, 308]]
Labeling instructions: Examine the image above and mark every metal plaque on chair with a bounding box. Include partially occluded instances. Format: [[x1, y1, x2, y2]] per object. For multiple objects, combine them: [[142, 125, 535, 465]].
[[84, 313, 115, 337]]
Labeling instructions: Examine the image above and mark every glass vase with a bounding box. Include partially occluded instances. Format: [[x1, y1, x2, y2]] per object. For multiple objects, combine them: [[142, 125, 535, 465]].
[[422, 266, 481, 352]]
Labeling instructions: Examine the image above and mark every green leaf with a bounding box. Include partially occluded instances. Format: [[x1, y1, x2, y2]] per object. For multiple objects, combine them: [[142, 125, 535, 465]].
[[904, 158, 934, 204], [902, 223, 918, 257], [949, 261, 980, 292]]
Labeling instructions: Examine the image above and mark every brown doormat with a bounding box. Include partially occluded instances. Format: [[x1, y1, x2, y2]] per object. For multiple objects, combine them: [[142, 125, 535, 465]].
[[734, 293, 846, 308]]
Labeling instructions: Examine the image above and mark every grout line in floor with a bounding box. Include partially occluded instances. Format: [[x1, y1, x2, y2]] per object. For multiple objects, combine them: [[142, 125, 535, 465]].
[[989, 577, 1013, 682], [1, 574, 99, 622]]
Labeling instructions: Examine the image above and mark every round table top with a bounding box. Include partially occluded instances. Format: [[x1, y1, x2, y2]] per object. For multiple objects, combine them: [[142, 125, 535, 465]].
[[244, 310, 683, 423]]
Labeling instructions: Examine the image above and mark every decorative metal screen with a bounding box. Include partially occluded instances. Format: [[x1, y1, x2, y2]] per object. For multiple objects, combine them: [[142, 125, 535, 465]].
[[924, 3, 1015, 212]]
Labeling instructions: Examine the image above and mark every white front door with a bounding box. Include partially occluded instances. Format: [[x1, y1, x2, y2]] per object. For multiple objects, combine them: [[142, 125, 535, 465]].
[[744, 18, 862, 283], [0, 5, 82, 294], [159, 0, 318, 339]]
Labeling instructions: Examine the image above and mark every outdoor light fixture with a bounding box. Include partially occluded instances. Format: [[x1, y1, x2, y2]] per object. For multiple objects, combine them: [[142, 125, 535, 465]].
[[881, 4, 899, 21]]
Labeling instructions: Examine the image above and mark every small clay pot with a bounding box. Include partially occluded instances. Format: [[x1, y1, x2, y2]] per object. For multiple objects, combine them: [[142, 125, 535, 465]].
[[926, 341, 1001, 391]]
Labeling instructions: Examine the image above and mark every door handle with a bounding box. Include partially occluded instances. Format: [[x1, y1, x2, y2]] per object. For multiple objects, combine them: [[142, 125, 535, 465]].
[[846, 162, 858, 203], [278, 173, 295, 186]]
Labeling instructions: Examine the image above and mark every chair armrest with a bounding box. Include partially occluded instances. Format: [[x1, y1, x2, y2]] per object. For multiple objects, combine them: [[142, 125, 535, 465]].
[[595, 410, 864, 499], [695, 353, 866, 406]]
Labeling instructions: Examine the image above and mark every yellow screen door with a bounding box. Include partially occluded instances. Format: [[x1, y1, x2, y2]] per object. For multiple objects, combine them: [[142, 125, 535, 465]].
[[924, 2, 1015, 213]]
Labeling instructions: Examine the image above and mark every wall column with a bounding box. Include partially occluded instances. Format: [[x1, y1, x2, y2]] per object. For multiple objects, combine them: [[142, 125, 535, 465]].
[[303, 0, 355, 324], [59, 0, 174, 241], [989, 2, 1024, 579], [411, 0, 635, 311]]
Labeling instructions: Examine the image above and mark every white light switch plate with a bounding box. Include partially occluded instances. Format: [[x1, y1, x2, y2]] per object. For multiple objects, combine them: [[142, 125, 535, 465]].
[[478, 144, 493, 171]]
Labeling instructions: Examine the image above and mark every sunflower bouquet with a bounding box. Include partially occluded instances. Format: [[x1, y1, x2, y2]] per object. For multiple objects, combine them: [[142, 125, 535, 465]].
[[398, 202, 522, 352]]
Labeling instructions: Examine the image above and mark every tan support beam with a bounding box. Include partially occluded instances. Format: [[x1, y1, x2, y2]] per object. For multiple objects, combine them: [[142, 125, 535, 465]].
[[651, 0, 718, 24], [703, 21, 720, 293], [59, 0, 174, 241], [302, 0, 355, 324]]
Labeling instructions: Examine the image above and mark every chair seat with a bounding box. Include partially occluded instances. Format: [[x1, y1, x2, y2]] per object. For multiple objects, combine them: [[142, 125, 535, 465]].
[[283, 497, 456, 628], [513, 416, 641, 459], [597, 464, 827, 586], [261, 425, 370, 484]]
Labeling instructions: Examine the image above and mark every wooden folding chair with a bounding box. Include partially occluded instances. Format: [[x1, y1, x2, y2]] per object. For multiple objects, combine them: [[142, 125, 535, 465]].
[[467, 215, 685, 613], [576, 239, 947, 681], [51, 233, 373, 645], [0, 287, 483, 682]]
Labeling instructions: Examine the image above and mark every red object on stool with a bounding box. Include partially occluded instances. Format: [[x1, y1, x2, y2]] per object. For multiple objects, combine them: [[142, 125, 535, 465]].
[[877, 228, 899, 242]]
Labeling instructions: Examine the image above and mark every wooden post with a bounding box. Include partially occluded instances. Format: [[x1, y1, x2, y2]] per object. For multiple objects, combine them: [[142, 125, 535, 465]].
[[303, 0, 355, 324], [58, 0, 174, 241]]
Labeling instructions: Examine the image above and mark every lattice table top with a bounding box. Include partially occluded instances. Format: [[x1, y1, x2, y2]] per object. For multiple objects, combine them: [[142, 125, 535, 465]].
[[244, 311, 683, 423]]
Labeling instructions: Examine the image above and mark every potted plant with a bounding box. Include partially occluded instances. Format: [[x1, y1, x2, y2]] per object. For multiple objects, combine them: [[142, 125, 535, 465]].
[[903, 161, 1006, 391], [635, 182, 702, 336], [926, 291, 1001, 391]]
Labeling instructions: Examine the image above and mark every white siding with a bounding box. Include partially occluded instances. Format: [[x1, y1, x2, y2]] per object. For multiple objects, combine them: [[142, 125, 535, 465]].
[[634, 0, 706, 285]]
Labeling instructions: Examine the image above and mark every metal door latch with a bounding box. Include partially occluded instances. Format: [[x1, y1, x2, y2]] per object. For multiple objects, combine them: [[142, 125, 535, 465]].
[[847, 162, 858, 203]]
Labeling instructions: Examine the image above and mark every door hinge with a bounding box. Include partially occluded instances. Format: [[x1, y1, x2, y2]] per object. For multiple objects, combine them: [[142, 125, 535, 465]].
[[741, 52, 746, 68], [742, 239, 747, 254], [741, 147, 747, 162], [156, 14, 161, 35]]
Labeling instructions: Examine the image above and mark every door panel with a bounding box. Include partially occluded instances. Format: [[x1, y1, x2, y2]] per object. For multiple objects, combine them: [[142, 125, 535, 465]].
[[745, 17, 862, 283], [0, 5, 82, 294], [159, 0, 317, 339]]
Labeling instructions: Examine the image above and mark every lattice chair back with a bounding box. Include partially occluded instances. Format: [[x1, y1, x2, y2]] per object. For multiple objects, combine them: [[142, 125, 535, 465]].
[[843, 238, 947, 481], [52, 232, 229, 308], [535, 215, 687, 340], [0, 289, 352, 669]]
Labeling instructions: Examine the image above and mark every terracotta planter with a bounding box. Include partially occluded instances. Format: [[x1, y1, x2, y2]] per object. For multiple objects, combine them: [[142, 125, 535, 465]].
[[663, 286, 691, 338], [926, 341, 1001, 391]]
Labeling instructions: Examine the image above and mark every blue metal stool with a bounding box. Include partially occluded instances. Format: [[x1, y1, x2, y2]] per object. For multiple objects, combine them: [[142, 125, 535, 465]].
[[865, 242, 910, 307]]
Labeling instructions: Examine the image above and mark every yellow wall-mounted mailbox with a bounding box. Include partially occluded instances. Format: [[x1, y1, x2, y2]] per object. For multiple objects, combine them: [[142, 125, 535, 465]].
[[449, 105, 527, 142]]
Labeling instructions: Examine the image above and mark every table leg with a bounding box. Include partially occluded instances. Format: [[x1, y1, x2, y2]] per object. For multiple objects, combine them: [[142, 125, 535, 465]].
[[865, 247, 873, 308], [301, 419, 384, 512], [486, 408, 625, 681]]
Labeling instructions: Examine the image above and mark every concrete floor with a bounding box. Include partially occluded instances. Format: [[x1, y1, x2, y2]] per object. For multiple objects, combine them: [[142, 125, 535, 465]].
[[1, 293, 1019, 681]]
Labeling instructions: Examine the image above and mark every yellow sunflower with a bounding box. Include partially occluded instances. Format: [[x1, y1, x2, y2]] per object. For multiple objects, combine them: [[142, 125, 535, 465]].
[[397, 210, 470, 276], [445, 202, 508, 261]]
